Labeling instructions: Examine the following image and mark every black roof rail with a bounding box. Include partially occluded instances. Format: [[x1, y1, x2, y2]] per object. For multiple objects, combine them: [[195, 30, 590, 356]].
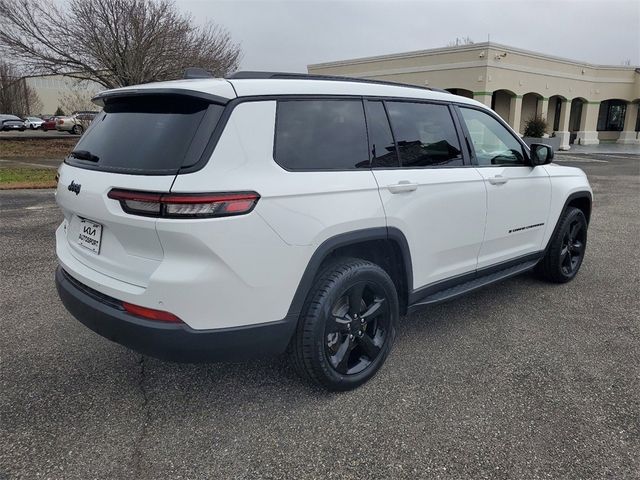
[[227, 71, 448, 93]]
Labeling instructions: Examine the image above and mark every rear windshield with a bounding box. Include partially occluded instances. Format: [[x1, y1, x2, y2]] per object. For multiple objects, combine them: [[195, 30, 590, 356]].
[[67, 95, 224, 175]]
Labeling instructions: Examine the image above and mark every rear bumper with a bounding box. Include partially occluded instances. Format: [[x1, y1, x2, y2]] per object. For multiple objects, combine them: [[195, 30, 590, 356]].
[[55, 266, 296, 362]]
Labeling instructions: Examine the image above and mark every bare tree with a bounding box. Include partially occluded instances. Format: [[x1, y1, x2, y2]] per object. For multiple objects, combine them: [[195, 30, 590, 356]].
[[0, 0, 242, 89], [60, 80, 101, 114], [0, 60, 42, 115], [59, 80, 100, 114]]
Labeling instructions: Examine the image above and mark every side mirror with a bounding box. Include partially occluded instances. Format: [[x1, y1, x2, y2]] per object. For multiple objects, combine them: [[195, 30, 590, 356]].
[[530, 143, 554, 166]]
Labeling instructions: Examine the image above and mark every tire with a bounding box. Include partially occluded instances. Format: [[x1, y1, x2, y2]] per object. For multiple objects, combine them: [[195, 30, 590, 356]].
[[288, 258, 399, 391], [536, 207, 587, 283], [72, 124, 83, 135]]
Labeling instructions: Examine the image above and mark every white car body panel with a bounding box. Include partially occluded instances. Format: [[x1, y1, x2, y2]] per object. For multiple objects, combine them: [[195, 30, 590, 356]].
[[475, 165, 552, 268], [372, 167, 487, 289]]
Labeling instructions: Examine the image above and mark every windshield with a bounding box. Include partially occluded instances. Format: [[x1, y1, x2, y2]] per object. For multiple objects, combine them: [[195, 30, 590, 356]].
[[67, 95, 224, 175]]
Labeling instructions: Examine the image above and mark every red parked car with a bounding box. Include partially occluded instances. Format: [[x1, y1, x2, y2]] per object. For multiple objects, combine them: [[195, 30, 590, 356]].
[[42, 116, 60, 131]]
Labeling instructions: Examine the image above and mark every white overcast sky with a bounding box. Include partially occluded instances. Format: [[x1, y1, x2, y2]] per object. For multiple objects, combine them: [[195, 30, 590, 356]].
[[177, 0, 640, 71]]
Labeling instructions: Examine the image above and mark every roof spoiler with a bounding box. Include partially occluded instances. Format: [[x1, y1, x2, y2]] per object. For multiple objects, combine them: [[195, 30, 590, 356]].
[[91, 88, 229, 107]]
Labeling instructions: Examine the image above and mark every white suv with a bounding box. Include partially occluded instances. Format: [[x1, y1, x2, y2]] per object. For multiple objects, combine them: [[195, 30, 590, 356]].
[[55, 73, 592, 391]]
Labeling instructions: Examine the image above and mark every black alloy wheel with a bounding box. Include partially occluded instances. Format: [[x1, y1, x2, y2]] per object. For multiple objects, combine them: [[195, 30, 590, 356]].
[[536, 206, 588, 283], [560, 218, 586, 276], [288, 258, 398, 391], [325, 281, 390, 375]]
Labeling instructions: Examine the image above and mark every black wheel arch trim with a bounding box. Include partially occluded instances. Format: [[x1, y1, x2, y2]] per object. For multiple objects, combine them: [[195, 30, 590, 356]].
[[285, 227, 414, 321], [544, 191, 592, 253]]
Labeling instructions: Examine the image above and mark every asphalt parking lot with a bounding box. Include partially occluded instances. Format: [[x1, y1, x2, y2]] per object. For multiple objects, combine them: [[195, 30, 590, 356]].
[[1, 154, 639, 479]]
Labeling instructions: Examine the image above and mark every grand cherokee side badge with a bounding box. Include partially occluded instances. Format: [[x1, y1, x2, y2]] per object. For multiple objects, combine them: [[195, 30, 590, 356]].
[[68, 181, 81, 195]]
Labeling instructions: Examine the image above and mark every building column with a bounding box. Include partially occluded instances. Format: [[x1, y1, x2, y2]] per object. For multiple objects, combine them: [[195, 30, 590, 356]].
[[617, 102, 640, 144], [473, 91, 493, 107], [538, 97, 550, 137], [538, 97, 549, 120], [575, 102, 600, 145], [509, 95, 523, 135], [555, 99, 571, 150]]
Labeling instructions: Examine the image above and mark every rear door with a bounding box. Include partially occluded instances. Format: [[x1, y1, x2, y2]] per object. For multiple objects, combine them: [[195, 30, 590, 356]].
[[368, 99, 487, 291], [456, 106, 551, 268], [56, 94, 225, 287]]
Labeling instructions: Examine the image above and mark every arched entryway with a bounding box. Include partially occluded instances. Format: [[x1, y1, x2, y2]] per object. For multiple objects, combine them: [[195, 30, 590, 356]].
[[569, 98, 587, 144], [491, 89, 516, 124], [548, 95, 567, 133], [521, 92, 544, 133]]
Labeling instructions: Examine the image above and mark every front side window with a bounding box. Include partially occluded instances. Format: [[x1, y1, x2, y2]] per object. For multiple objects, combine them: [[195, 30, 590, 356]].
[[385, 101, 463, 167], [459, 107, 525, 166], [274, 100, 369, 170]]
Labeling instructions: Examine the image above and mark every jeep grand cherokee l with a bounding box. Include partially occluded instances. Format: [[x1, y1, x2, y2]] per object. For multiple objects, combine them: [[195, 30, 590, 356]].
[[55, 72, 592, 391]]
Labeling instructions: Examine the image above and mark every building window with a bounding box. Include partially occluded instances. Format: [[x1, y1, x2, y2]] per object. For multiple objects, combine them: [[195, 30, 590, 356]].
[[597, 100, 627, 131]]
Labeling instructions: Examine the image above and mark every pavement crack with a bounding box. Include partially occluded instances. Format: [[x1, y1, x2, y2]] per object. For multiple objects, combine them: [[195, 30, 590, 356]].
[[131, 354, 150, 478]]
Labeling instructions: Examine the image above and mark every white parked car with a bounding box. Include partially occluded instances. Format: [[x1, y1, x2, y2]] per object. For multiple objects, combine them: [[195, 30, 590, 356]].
[[23, 116, 45, 129], [55, 73, 592, 390]]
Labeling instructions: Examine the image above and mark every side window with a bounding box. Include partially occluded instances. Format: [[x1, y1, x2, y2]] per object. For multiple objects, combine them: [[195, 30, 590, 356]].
[[365, 101, 399, 168], [274, 99, 369, 170], [385, 101, 463, 167], [458, 107, 525, 166]]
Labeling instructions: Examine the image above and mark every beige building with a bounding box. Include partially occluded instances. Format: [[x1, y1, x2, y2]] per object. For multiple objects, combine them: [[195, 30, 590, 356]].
[[308, 42, 640, 150], [22, 74, 101, 115]]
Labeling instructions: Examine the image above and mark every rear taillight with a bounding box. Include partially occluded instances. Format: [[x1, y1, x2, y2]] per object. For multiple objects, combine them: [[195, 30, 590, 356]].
[[122, 302, 183, 323], [107, 189, 260, 218], [57, 119, 63, 124]]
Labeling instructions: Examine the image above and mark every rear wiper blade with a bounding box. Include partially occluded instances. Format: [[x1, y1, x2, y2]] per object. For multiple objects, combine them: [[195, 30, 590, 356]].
[[70, 150, 99, 162]]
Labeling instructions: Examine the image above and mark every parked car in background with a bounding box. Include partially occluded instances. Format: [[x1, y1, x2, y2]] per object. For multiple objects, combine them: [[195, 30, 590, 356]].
[[55, 111, 99, 135], [24, 116, 45, 129], [0, 114, 26, 131], [42, 116, 60, 131]]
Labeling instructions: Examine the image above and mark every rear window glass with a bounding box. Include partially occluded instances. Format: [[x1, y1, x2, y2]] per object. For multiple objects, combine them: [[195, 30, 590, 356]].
[[274, 100, 369, 170], [68, 95, 223, 174]]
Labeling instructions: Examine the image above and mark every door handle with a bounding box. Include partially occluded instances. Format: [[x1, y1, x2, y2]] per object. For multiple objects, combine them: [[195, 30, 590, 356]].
[[488, 175, 509, 185], [388, 181, 418, 194]]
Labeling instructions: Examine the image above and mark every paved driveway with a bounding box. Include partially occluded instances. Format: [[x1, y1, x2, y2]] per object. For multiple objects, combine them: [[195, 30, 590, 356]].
[[1, 155, 639, 479]]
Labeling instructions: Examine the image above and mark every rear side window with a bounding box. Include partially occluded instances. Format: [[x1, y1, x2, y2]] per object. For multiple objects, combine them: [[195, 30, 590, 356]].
[[386, 102, 463, 167], [274, 100, 369, 170], [67, 95, 223, 175]]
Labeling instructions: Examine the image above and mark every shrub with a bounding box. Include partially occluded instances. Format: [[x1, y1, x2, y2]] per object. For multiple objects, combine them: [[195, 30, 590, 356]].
[[54, 106, 65, 116], [523, 115, 548, 138]]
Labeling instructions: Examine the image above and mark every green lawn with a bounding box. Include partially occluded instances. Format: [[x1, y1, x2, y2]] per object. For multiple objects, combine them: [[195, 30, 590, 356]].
[[0, 167, 57, 189]]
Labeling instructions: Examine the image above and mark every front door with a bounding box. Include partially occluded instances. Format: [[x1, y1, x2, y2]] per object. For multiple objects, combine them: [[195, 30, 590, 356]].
[[456, 106, 551, 269]]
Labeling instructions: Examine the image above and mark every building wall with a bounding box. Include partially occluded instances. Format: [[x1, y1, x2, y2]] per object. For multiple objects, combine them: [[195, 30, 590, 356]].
[[308, 42, 640, 146], [24, 75, 102, 115]]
